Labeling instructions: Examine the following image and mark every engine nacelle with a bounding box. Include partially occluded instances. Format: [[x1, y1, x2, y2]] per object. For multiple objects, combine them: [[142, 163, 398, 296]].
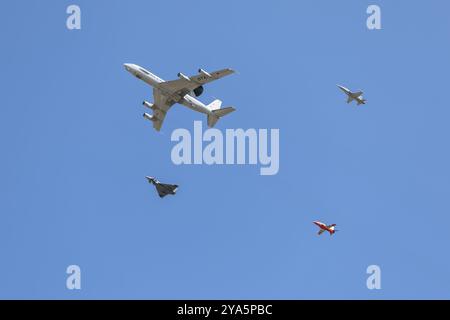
[[143, 113, 157, 122], [177, 72, 190, 81], [142, 101, 154, 110], [192, 86, 204, 97], [198, 68, 212, 77]]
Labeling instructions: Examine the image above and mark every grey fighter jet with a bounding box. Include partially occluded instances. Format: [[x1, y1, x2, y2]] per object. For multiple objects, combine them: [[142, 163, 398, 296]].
[[146, 176, 178, 198], [337, 85, 367, 105]]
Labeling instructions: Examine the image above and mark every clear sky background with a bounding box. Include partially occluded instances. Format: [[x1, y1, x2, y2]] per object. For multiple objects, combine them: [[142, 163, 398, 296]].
[[1, 0, 450, 299]]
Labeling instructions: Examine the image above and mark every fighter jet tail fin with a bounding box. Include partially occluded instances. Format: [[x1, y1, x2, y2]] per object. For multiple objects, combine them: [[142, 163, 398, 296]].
[[207, 107, 235, 127]]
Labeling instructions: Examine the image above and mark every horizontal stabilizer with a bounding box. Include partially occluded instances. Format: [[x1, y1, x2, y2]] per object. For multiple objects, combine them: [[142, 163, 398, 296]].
[[357, 99, 367, 105], [207, 107, 235, 127], [213, 107, 235, 118]]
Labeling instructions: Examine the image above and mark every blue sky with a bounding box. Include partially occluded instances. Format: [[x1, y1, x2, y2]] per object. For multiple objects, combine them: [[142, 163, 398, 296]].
[[1, 0, 450, 299]]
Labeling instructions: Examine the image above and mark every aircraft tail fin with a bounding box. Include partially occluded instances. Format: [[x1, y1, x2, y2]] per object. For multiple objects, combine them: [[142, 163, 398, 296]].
[[357, 99, 367, 105], [330, 228, 339, 235], [328, 224, 337, 235], [206, 99, 222, 111], [207, 106, 235, 127]]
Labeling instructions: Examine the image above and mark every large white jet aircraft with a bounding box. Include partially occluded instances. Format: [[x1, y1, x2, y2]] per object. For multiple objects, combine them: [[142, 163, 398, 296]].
[[337, 85, 367, 105], [124, 63, 236, 131]]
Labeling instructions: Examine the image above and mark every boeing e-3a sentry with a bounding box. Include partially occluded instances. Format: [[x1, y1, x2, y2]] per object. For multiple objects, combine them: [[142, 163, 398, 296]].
[[313, 221, 338, 236], [124, 63, 236, 131], [337, 85, 367, 105]]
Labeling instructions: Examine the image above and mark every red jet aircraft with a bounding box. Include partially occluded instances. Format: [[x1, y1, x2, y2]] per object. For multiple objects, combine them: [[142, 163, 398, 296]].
[[313, 221, 337, 236]]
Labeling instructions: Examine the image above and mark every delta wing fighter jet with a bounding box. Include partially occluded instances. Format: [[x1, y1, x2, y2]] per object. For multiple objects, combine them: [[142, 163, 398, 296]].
[[124, 63, 236, 131], [313, 221, 338, 236], [337, 85, 367, 105], [146, 176, 178, 198]]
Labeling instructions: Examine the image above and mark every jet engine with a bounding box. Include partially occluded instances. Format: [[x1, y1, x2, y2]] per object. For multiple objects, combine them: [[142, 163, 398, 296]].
[[177, 72, 190, 81], [198, 68, 212, 77], [142, 101, 155, 109], [143, 113, 157, 122]]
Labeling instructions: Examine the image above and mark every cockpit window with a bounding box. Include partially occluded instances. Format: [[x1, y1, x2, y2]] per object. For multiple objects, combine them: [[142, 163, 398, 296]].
[[139, 68, 150, 75]]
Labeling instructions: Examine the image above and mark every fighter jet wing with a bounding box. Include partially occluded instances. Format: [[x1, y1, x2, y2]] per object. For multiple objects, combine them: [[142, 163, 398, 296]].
[[152, 88, 175, 131], [318, 229, 325, 235], [155, 183, 179, 198], [159, 68, 235, 96]]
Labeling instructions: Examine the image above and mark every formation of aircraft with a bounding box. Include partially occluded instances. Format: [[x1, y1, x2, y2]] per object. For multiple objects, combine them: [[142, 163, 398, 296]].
[[145, 176, 178, 198], [313, 221, 338, 236], [124, 63, 235, 131], [125, 64, 364, 234], [337, 85, 367, 105]]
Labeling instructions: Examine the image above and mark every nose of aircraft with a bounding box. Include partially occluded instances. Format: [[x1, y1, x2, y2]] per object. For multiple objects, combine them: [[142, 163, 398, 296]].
[[123, 63, 132, 71], [337, 85, 347, 92]]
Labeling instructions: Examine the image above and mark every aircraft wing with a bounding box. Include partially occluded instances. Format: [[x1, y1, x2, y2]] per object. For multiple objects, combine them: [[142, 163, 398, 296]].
[[159, 68, 235, 96], [155, 183, 178, 198], [152, 88, 175, 131], [318, 229, 325, 235]]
